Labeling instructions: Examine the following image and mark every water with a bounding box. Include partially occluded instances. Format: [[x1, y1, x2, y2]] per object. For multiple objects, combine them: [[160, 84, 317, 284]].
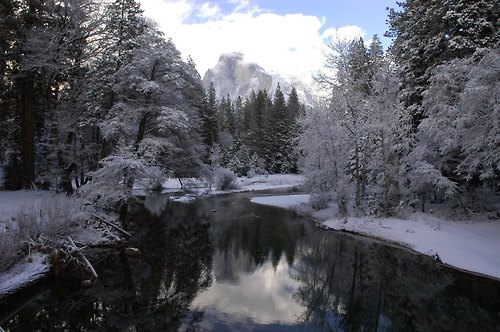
[[1, 192, 499, 331]]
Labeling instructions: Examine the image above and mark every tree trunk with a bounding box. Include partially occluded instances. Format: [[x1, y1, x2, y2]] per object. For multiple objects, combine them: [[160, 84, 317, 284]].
[[134, 113, 148, 151], [20, 75, 36, 189]]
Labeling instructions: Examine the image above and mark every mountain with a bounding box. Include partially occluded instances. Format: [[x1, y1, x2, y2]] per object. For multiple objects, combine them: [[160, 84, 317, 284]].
[[202, 52, 314, 104]]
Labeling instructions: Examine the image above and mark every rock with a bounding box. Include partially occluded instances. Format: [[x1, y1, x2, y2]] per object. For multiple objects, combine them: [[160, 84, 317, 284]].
[[124, 247, 141, 257], [81, 279, 93, 288], [202, 52, 314, 105], [487, 212, 499, 220]]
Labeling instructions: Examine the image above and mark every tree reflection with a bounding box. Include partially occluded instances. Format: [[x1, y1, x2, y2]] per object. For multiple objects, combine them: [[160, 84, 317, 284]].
[[212, 203, 303, 273], [292, 231, 500, 332], [2, 201, 214, 331], [3, 197, 500, 331]]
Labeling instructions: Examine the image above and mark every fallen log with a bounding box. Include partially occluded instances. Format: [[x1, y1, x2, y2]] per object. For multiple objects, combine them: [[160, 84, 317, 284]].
[[0, 254, 50, 302], [67, 237, 98, 281], [91, 214, 132, 239]]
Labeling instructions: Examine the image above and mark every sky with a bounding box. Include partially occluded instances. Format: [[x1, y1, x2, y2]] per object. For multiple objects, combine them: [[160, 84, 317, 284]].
[[138, 0, 399, 83]]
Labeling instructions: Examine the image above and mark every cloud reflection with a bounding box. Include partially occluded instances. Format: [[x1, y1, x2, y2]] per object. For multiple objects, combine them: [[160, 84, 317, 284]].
[[192, 257, 304, 327]]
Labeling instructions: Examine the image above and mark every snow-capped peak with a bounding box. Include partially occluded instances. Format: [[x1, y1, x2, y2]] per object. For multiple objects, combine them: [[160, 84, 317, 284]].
[[202, 52, 314, 104]]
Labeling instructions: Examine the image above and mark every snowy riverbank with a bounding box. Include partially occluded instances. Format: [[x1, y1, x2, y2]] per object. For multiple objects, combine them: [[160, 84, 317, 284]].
[[160, 174, 305, 193], [250, 194, 500, 280], [0, 175, 305, 300], [0, 190, 119, 301], [161, 174, 305, 202]]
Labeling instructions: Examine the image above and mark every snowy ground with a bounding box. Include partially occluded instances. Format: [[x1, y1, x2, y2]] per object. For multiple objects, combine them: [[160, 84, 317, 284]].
[[0, 190, 118, 300], [234, 174, 305, 192], [163, 174, 305, 201], [0, 174, 304, 299], [251, 194, 309, 208], [0, 253, 50, 300], [251, 194, 500, 280], [0, 190, 52, 221]]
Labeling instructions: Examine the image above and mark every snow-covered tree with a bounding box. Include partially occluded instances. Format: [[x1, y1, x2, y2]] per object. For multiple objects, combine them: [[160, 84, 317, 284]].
[[412, 48, 499, 202], [301, 37, 411, 215], [82, 33, 205, 208], [82, 0, 148, 167], [200, 82, 218, 152], [386, 0, 499, 129], [457, 49, 499, 182], [0, 0, 107, 190], [363, 62, 412, 215]]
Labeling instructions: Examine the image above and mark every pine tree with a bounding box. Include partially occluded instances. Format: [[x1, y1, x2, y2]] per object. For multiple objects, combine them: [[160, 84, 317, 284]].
[[412, 48, 500, 200], [0, 0, 22, 188], [347, 37, 372, 94], [0, 0, 106, 190], [200, 82, 219, 152], [286, 87, 304, 173], [218, 95, 235, 135], [286, 87, 303, 119], [243, 90, 270, 162], [266, 84, 298, 173], [386, 0, 499, 129]]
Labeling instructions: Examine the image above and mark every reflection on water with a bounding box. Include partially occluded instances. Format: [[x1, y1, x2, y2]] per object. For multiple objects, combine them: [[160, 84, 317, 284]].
[[1, 193, 499, 331]]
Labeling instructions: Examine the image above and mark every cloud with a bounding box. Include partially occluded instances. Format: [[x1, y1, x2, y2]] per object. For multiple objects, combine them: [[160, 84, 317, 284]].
[[197, 2, 220, 18], [139, 0, 365, 84]]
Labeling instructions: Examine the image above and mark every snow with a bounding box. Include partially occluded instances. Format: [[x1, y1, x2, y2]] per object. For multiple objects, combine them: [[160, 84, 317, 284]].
[[250, 194, 309, 208], [236, 174, 305, 192], [0, 190, 52, 221], [250, 194, 500, 280], [159, 174, 305, 203], [171, 195, 197, 203], [201, 52, 315, 105], [0, 190, 119, 300], [161, 174, 304, 193], [0, 253, 50, 300], [324, 214, 500, 280]]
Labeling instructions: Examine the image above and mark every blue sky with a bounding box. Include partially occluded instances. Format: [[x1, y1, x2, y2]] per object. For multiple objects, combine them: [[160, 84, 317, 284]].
[[255, 0, 397, 43], [139, 0, 399, 82]]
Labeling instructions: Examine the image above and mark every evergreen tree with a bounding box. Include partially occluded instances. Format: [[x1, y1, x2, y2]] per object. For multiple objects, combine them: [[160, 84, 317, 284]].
[[268, 84, 296, 173], [243, 90, 270, 161], [411, 48, 500, 202], [347, 37, 371, 94], [200, 82, 218, 153], [286, 87, 304, 119], [0, 0, 22, 188], [286, 87, 304, 172], [0, 0, 106, 190], [386, 0, 499, 129], [218, 95, 235, 135]]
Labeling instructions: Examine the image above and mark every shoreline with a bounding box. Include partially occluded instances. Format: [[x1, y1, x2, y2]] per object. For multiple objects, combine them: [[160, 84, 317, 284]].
[[3, 175, 497, 306], [0, 175, 305, 304], [250, 193, 500, 281]]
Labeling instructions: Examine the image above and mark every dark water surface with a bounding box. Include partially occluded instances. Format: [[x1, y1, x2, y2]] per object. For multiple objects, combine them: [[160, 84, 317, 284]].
[[1, 192, 499, 331]]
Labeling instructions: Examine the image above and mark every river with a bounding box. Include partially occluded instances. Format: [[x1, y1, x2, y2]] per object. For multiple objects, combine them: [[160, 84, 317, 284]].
[[1, 192, 499, 331]]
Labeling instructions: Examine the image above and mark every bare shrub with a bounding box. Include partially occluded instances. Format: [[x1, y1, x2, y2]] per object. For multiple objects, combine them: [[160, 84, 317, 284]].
[[309, 192, 332, 210], [14, 196, 85, 239], [0, 224, 23, 270], [0, 195, 88, 271], [213, 167, 239, 190]]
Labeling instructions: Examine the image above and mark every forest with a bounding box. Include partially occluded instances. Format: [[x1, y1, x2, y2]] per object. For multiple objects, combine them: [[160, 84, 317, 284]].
[[0, 0, 498, 217]]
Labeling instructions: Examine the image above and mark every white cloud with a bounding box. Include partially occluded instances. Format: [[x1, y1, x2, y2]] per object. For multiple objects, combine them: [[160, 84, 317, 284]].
[[197, 2, 220, 18], [139, 0, 365, 84], [227, 0, 251, 12]]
